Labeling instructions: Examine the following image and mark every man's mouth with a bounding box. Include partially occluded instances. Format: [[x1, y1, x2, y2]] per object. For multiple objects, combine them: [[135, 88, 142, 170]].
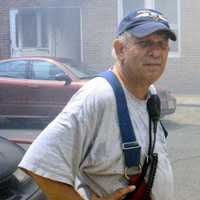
[[144, 63, 161, 66], [143, 63, 162, 72], [143, 59, 162, 66]]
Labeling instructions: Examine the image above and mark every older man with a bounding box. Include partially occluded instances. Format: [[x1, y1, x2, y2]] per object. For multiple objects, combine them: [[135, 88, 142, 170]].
[[19, 8, 176, 200]]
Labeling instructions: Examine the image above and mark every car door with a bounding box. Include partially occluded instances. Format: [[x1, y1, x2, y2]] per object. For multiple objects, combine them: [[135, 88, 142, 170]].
[[28, 60, 80, 119], [0, 60, 31, 118]]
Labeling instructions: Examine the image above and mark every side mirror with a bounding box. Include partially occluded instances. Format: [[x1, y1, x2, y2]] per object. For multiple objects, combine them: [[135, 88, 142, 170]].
[[55, 73, 72, 84]]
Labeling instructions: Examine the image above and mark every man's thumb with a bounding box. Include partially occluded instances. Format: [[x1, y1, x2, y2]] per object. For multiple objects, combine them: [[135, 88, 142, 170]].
[[113, 185, 136, 199]]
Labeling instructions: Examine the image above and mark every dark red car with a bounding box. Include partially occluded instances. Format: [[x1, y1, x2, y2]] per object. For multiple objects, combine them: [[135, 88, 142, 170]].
[[0, 57, 176, 121], [0, 57, 89, 121]]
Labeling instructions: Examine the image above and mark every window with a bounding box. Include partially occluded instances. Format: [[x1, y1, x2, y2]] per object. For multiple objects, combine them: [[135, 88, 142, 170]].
[[118, 0, 180, 56], [31, 61, 65, 80], [0, 61, 27, 79], [15, 9, 48, 48], [10, 7, 81, 60]]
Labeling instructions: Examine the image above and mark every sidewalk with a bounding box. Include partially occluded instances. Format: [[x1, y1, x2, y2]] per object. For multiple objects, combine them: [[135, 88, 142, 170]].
[[175, 95, 200, 106]]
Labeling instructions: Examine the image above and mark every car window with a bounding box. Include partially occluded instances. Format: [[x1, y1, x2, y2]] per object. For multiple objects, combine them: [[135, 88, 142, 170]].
[[0, 60, 27, 79], [31, 60, 65, 80]]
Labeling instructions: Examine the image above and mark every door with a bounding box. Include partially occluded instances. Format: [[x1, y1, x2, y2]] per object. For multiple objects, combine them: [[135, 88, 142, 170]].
[[28, 60, 79, 118], [48, 8, 81, 62], [0, 60, 31, 117]]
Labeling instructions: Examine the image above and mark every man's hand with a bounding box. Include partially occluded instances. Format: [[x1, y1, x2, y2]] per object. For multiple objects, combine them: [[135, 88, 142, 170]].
[[92, 185, 136, 200]]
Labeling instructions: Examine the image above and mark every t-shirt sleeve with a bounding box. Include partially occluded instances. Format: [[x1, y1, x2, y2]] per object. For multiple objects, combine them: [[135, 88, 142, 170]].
[[18, 79, 108, 187]]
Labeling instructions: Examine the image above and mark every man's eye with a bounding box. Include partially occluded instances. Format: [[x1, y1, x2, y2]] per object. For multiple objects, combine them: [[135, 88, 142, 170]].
[[136, 40, 169, 49], [142, 41, 150, 48], [138, 41, 150, 48]]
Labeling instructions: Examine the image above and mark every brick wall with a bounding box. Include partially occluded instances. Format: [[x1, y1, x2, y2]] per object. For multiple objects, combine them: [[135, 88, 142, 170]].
[[0, 8, 10, 59], [81, 0, 117, 71]]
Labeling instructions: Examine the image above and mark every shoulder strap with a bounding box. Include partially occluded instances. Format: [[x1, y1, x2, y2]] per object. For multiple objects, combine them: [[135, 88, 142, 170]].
[[98, 70, 141, 168], [160, 121, 168, 138]]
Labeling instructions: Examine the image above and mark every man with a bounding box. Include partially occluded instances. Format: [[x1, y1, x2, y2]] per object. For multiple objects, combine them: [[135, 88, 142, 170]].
[[19, 8, 176, 200]]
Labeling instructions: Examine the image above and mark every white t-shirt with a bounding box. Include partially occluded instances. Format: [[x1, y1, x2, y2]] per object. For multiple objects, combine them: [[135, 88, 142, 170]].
[[19, 77, 174, 200]]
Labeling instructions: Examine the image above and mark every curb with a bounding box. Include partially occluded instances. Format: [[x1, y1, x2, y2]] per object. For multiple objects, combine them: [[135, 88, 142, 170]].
[[175, 95, 200, 106]]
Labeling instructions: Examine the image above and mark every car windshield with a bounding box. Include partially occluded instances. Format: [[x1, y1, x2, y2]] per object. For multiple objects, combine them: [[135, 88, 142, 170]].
[[62, 62, 95, 79]]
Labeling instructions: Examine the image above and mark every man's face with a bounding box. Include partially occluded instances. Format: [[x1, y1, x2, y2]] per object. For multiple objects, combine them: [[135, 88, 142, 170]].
[[120, 32, 169, 86]]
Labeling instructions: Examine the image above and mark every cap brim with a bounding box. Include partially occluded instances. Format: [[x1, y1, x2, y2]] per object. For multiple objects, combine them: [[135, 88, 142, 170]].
[[128, 21, 177, 41]]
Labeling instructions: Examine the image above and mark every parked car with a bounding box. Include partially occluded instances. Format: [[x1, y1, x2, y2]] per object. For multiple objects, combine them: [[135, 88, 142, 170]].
[[0, 57, 176, 121], [157, 88, 176, 118], [0, 136, 46, 200]]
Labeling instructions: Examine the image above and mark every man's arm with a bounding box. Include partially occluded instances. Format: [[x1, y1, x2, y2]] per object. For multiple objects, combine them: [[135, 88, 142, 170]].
[[22, 169, 83, 200], [22, 169, 135, 200]]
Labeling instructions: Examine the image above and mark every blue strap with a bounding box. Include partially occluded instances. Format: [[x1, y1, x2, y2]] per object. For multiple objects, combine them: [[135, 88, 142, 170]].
[[98, 71, 141, 168]]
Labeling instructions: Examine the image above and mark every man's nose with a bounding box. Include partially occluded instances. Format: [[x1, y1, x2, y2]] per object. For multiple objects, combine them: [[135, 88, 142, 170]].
[[148, 45, 163, 58]]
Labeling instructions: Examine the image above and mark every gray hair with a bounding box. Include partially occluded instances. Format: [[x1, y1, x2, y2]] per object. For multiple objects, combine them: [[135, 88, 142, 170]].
[[111, 32, 135, 61]]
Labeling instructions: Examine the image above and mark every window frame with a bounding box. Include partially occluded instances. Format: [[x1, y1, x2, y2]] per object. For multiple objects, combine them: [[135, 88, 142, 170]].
[[10, 7, 82, 61]]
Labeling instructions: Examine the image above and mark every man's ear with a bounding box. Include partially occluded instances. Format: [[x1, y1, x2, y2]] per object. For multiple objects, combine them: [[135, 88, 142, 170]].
[[113, 40, 125, 61]]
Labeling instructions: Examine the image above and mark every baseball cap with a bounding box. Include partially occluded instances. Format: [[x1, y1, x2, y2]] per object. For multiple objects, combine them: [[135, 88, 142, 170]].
[[117, 9, 176, 41]]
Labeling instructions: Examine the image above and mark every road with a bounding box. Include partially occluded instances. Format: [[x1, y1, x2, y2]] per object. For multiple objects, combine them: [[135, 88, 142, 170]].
[[163, 105, 200, 200], [1, 105, 200, 199]]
